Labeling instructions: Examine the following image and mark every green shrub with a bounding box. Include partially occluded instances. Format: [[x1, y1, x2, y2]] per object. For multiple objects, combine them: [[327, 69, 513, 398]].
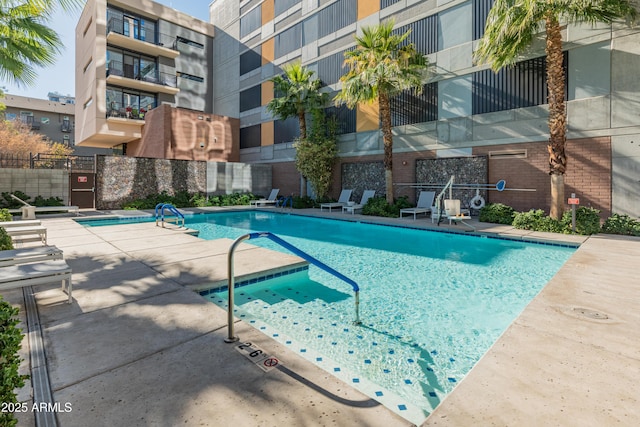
[[292, 196, 315, 209], [0, 227, 14, 250], [362, 196, 411, 218], [562, 206, 601, 235], [208, 192, 254, 206], [513, 209, 565, 233], [601, 213, 640, 236], [0, 296, 29, 427], [33, 196, 64, 207], [0, 208, 13, 222], [0, 191, 31, 209], [479, 203, 516, 224]]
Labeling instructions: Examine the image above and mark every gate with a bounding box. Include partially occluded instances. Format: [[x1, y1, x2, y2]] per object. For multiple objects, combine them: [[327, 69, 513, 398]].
[[70, 172, 95, 208]]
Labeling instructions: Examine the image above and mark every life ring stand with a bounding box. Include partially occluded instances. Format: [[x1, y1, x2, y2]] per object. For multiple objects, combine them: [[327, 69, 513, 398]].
[[470, 192, 485, 210]]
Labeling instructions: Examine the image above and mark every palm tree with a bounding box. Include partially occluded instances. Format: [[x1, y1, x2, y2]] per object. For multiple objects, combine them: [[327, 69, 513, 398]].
[[475, 0, 637, 219], [0, 0, 81, 87], [267, 62, 326, 196], [335, 20, 429, 204], [267, 61, 326, 140]]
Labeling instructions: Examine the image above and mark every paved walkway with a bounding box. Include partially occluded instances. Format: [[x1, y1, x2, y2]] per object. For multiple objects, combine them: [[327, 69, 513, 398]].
[[3, 208, 639, 426]]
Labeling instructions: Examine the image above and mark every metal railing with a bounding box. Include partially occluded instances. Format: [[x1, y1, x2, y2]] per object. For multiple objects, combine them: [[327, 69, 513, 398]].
[[106, 17, 177, 51], [154, 203, 185, 228], [225, 231, 361, 343], [0, 153, 94, 171]]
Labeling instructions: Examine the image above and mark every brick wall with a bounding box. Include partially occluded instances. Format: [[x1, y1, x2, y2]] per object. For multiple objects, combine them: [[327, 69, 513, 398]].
[[473, 137, 611, 217]]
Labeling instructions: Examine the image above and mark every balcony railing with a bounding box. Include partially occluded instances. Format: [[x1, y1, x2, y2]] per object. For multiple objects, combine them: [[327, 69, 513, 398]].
[[107, 60, 177, 88], [107, 17, 177, 51]]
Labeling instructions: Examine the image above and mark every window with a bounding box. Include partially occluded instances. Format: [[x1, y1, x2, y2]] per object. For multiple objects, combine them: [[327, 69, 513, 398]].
[[381, 0, 401, 8], [391, 83, 438, 126], [240, 124, 262, 149], [106, 85, 156, 117], [316, 48, 353, 86], [472, 54, 567, 114], [177, 36, 204, 49], [177, 72, 204, 83], [325, 104, 356, 135], [41, 117, 50, 124], [473, 0, 494, 40], [240, 7, 261, 38], [61, 116, 71, 132], [240, 49, 262, 75], [274, 22, 302, 58], [107, 48, 157, 83], [274, 117, 298, 144], [275, 0, 299, 17], [394, 15, 438, 55], [317, 0, 356, 39], [240, 85, 262, 112]]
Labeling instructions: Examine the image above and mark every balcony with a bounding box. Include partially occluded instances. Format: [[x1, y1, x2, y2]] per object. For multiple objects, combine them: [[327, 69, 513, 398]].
[[106, 18, 179, 59], [106, 61, 179, 95]]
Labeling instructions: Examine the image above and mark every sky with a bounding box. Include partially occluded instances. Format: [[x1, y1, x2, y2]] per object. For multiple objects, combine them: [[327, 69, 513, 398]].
[[2, 1, 212, 100]]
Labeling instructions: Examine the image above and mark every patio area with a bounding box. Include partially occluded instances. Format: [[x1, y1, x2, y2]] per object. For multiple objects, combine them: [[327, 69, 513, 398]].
[[3, 208, 639, 426]]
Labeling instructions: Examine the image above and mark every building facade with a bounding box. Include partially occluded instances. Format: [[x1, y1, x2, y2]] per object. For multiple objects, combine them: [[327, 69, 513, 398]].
[[209, 0, 640, 217], [1, 94, 111, 157], [74, 0, 240, 162]]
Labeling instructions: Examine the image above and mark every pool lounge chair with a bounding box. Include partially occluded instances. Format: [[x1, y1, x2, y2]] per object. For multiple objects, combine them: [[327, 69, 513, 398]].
[[399, 191, 435, 220], [342, 190, 375, 215], [320, 189, 353, 212], [8, 194, 78, 219], [444, 199, 475, 231], [0, 246, 63, 267], [0, 259, 72, 304], [5, 225, 48, 246], [250, 189, 280, 207]]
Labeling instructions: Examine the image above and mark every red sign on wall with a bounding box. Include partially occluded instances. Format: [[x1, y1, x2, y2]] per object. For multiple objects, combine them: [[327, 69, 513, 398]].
[[568, 198, 580, 205], [77, 176, 88, 183]]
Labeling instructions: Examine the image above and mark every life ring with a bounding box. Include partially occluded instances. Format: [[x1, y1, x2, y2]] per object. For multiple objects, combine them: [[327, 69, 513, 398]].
[[470, 194, 485, 210]]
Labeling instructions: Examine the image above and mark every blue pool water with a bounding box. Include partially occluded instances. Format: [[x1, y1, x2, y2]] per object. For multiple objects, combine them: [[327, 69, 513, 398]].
[[79, 211, 576, 423], [186, 211, 576, 423]]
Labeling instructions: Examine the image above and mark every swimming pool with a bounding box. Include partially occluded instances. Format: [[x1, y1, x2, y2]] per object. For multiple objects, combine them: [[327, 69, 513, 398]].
[[173, 211, 575, 423]]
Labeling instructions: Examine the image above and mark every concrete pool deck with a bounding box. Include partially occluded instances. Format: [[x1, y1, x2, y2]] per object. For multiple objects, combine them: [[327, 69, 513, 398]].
[[3, 207, 639, 426]]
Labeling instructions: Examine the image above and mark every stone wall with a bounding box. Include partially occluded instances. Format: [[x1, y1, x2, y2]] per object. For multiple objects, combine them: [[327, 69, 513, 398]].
[[95, 155, 272, 209], [338, 157, 487, 207], [0, 169, 70, 205], [416, 157, 488, 209]]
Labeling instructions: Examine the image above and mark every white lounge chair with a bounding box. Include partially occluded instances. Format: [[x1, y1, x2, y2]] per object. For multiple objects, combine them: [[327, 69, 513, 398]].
[[9, 194, 78, 219], [5, 225, 47, 246], [0, 246, 63, 267], [400, 191, 435, 219], [250, 189, 280, 207], [320, 189, 353, 212], [444, 199, 475, 231], [0, 220, 42, 228], [342, 190, 375, 215], [0, 259, 72, 304]]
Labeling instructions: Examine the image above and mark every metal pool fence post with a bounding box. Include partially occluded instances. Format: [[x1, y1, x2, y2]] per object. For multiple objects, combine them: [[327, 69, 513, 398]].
[[224, 233, 251, 343]]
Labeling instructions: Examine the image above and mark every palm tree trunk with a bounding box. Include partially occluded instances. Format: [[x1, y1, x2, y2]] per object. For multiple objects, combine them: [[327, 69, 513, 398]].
[[379, 92, 394, 204], [545, 14, 566, 220], [298, 112, 307, 197]]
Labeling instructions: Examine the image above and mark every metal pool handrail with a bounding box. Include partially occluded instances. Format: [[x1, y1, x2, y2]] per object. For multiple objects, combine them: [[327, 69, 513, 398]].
[[154, 203, 185, 228], [224, 231, 362, 343]]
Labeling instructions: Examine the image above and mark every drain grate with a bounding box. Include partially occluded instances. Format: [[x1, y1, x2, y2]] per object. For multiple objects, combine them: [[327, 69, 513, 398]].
[[573, 307, 609, 320]]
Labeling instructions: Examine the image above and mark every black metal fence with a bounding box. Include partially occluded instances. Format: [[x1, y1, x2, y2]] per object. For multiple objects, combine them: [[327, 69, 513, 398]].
[[0, 153, 95, 171]]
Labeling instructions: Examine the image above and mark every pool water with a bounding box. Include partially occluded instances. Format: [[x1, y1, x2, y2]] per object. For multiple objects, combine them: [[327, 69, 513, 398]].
[[189, 211, 576, 423]]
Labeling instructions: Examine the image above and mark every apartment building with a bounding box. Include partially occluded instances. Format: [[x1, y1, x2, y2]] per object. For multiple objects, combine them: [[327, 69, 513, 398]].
[[75, 0, 239, 161], [209, 0, 640, 217], [74, 0, 640, 217]]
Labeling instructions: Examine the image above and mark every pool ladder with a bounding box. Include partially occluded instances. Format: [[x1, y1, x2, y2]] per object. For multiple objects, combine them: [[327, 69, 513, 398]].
[[154, 203, 185, 228], [224, 231, 361, 343]]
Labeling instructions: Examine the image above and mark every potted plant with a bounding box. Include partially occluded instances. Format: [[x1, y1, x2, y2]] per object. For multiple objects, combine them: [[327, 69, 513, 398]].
[[139, 108, 146, 119], [125, 106, 132, 118]]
